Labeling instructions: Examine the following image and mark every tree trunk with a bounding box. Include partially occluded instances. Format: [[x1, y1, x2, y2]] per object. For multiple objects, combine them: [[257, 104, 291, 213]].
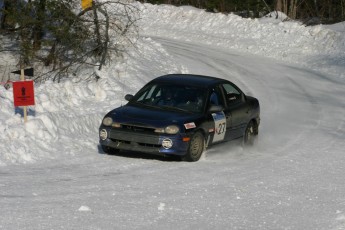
[[0, 0, 5, 30], [93, 3, 102, 56], [285, 0, 297, 19], [32, 0, 46, 51], [44, 41, 56, 67], [97, 7, 109, 70], [1, 0, 14, 29]]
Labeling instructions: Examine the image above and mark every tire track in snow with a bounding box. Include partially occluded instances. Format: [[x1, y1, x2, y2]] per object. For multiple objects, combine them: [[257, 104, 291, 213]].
[[156, 38, 343, 158]]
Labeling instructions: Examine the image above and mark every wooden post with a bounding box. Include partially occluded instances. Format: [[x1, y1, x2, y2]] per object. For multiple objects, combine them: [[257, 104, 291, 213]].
[[20, 68, 28, 123]]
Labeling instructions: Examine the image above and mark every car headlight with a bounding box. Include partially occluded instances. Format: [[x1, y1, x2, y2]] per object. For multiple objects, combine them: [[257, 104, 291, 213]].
[[165, 125, 179, 134], [155, 125, 180, 134], [99, 129, 108, 140], [102, 117, 113, 126]]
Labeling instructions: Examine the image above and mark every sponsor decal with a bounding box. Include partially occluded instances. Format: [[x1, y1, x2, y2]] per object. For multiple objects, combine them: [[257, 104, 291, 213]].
[[212, 112, 226, 143], [184, 122, 196, 129]]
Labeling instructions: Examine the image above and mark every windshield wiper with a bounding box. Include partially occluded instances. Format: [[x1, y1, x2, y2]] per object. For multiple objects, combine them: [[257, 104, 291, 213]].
[[131, 101, 159, 108], [160, 105, 193, 113]]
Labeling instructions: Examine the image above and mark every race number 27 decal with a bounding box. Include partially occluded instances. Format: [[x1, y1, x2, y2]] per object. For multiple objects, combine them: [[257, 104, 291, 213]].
[[212, 112, 226, 143]]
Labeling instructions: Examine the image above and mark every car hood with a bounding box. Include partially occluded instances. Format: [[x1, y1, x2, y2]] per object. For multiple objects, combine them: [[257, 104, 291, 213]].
[[107, 104, 201, 127]]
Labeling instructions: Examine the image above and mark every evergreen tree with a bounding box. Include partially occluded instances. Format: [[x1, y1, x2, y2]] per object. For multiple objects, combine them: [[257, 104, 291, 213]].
[[139, 0, 344, 22]]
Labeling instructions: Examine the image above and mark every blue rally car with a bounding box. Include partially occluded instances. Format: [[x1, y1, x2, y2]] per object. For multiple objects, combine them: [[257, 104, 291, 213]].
[[99, 74, 260, 161]]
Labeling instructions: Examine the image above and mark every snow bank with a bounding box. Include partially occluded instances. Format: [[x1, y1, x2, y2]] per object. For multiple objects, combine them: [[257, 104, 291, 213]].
[[138, 3, 345, 79], [0, 38, 184, 165]]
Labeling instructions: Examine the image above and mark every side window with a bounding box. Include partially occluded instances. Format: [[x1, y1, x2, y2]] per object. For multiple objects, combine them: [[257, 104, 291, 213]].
[[209, 86, 225, 107], [222, 83, 242, 106]]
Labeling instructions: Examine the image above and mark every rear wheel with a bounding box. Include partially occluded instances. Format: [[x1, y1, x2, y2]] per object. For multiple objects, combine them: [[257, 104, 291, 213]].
[[244, 121, 257, 146], [182, 131, 205, 162]]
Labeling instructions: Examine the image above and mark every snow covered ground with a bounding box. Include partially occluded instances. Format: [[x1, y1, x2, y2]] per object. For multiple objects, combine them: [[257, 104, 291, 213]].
[[1, 3, 345, 229]]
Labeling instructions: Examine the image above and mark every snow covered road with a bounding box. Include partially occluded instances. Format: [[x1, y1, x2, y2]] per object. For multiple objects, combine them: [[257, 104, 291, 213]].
[[157, 38, 345, 155], [1, 37, 345, 229]]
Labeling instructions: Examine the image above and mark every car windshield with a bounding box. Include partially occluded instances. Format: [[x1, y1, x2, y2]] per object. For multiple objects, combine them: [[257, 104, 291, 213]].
[[131, 83, 208, 113]]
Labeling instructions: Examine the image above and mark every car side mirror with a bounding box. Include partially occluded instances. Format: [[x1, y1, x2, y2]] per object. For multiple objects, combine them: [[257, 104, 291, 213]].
[[243, 94, 247, 102], [208, 105, 223, 113], [125, 94, 134, 101]]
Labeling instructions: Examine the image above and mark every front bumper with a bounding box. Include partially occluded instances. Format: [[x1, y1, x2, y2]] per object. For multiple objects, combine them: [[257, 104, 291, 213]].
[[99, 128, 189, 156]]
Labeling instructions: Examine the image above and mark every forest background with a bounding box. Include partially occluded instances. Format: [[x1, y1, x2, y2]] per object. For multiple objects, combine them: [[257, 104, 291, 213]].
[[139, 0, 345, 24]]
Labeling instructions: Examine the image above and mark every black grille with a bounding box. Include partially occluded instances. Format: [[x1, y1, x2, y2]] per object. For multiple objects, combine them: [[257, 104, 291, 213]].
[[109, 129, 160, 145], [122, 124, 156, 133], [138, 142, 161, 148]]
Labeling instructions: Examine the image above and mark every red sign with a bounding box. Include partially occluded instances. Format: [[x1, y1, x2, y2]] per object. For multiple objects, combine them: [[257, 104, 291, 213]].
[[12, 81, 35, 106]]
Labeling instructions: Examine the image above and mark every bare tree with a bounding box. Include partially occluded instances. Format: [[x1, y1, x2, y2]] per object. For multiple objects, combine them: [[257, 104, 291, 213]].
[[0, 0, 140, 82]]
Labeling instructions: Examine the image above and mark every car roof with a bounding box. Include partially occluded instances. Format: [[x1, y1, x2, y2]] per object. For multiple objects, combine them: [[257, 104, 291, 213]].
[[151, 74, 227, 87]]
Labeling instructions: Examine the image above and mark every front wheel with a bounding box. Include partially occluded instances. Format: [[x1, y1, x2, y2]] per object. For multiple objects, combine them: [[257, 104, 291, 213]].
[[243, 121, 257, 146], [182, 131, 205, 162], [101, 145, 120, 155]]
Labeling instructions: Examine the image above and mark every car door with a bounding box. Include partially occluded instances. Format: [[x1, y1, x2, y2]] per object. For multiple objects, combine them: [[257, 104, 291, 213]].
[[207, 85, 228, 144], [221, 83, 249, 139]]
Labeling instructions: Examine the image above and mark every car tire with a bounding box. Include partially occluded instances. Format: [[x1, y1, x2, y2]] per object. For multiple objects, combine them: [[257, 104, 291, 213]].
[[243, 121, 257, 146], [182, 131, 205, 162], [101, 145, 120, 155]]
